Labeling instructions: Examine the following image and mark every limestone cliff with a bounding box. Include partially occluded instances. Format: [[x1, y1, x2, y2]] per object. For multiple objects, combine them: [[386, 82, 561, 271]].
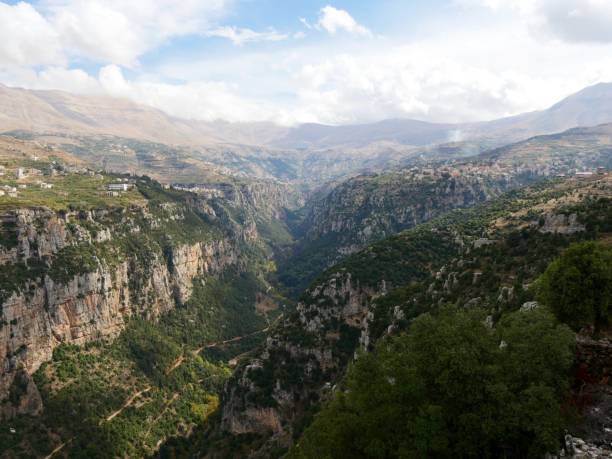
[[0, 202, 238, 419], [220, 272, 384, 440], [278, 166, 532, 296]]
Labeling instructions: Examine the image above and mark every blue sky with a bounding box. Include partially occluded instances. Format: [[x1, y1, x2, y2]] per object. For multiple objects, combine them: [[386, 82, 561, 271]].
[[2, 0, 612, 125], [127, 1, 452, 80]]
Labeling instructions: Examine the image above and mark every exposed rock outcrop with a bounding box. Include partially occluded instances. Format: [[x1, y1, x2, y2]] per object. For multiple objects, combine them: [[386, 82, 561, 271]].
[[220, 272, 384, 441], [539, 213, 586, 235], [300, 171, 517, 259]]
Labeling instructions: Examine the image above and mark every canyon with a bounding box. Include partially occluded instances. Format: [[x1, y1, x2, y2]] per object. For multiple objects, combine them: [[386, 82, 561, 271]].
[[0, 84, 612, 458]]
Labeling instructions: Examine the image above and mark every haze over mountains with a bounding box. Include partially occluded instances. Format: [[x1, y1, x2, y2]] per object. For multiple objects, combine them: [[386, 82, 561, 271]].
[[3, 82, 612, 153]]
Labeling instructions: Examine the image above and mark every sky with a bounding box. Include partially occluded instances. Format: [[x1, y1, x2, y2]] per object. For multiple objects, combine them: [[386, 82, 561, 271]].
[[2, 0, 612, 125]]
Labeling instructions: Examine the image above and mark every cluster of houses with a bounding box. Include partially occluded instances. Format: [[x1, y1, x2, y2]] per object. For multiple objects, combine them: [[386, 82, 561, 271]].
[[0, 162, 60, 199], [0, 165, 50, 180], [0, 159, 138, 200], [0, 181, 55, 198], [14, 167, 45, 180], [170, 183, 227, 198]]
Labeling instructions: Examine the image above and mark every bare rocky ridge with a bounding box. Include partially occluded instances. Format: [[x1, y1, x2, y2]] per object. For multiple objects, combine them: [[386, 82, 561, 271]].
[[220, 272, 384, 443]]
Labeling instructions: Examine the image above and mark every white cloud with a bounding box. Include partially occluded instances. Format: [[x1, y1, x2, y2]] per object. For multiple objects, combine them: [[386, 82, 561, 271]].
[[316, 5, 371, 36], [535, 0, 612, 44], [8, 26, 612, 127], [0, 2, 63, 68], [205, 26, 288, 46], [140, 22, 612, 126], [41, 0, 229, 66], [3, 1, 612, 126], [299, 17, 312, 29], [0, 1, 286, 66], [99, 64, 131, 95], [281, 15, 612, 125], [289, 48, 519, 124], [50, 1, 146, 66], [35, 66, 102, 94], [462, 0, 612, 44], [97, 65, 276, 123]]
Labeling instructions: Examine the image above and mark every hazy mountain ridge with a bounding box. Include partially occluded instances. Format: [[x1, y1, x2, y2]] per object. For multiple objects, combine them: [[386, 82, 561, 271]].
[[3, 82, 612, 155], [0, 85, 294, 149]]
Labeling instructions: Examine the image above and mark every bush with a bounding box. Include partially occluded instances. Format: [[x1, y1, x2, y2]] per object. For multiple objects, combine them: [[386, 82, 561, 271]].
[[289, 307, 575, 459], [538, 241, 612, 331]]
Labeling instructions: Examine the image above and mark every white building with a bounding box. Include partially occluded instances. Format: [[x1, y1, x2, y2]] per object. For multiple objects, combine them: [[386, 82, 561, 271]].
[[107, 183, 133, 192], [16, 168, 25, 179]]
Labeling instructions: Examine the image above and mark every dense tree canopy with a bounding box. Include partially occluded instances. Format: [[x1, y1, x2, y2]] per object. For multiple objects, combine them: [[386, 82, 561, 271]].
[[289, 307, 575, 459], [538, 241, 612, 331]]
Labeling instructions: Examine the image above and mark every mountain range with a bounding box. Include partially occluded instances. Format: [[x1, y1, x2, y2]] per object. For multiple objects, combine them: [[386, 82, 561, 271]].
[[3, 82, 612, 153]]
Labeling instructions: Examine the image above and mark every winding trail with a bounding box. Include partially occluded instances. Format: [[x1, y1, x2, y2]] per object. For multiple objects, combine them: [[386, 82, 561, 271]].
[[102, 386, 151, 424], [43, 315, 283, 456], [165, 356, 185, 374], [144, 392, 180, 438], [198, 326, 270, 352], [43, 437, 74, 459], [166, 326, 272, 375]]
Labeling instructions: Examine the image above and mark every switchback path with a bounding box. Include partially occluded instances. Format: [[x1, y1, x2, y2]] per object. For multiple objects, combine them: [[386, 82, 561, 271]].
[[43, 437, 74, 459], [102, 386, 151, 423], [197, 326, 270, 353], [144, 392, 180, 439], [165, 325, 273, 375]]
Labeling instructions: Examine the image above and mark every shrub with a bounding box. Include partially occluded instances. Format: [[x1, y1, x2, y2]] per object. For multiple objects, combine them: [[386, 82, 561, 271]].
[[289, 307, 575, 459], [538, 241, 612, 331]]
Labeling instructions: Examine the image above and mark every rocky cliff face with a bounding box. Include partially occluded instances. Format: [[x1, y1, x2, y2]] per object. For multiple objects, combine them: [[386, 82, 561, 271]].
[[278, 167, 526, 297], [302, 172, 502, 250], [183, 179, 304, 221], [221, 272, 385, 441], [219, 181, 304, 220], [0, 204, 238, 419]]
